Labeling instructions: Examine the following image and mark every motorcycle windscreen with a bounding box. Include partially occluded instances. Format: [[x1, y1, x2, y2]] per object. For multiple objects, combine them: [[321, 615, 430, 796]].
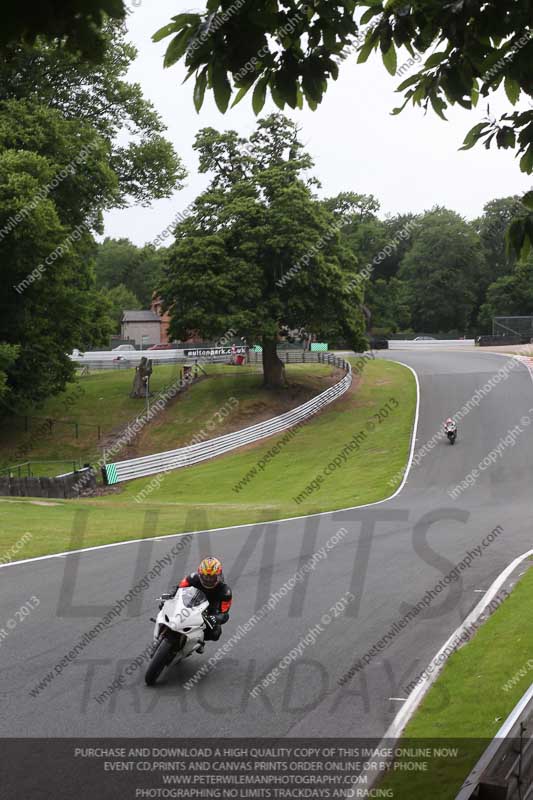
[[180, 586, 208, 608]]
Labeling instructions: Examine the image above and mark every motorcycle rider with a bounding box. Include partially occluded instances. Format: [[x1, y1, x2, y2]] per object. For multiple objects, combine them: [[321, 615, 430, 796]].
[[444, 417, 457, 436], [169, 557, 232, 650]]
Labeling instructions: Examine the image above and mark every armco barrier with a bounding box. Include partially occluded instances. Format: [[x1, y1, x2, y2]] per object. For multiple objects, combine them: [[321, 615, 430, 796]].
[[102, 353, 351, 485], [455, 683, 533, 799], [248, 350, 328, 364]]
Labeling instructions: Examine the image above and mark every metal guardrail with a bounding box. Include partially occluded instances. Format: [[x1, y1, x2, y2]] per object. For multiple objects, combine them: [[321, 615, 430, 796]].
[[247, 350, 326, 364], [456, 683, 533, 799], [102, 353, 351, 485]]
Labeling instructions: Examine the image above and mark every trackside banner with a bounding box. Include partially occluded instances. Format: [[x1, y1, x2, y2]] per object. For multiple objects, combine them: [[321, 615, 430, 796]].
[[184, 346, 248, 357]]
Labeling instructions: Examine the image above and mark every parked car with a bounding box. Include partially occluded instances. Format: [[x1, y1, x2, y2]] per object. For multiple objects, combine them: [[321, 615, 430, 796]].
[[112, 344, 136, 352], [148, 343, 178, 350], [413, 336, 436, 341], [369, 336, 389, 350]]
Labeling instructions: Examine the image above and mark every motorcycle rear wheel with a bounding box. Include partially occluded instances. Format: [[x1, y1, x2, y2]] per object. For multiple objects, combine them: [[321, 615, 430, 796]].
[[145, 636, 177, 686]]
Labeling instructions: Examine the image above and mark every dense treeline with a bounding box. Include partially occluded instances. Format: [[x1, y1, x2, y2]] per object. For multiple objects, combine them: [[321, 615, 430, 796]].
[[0, 23, 185, 410], [351, 197, 527, 337], [349, 196, 532, 337], [1, 16, 531, 407]]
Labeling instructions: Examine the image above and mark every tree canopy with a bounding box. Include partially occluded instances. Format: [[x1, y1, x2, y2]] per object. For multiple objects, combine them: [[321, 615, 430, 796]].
[[0, 23, 185, 410], [0, 25, 186, 206], [398, 207, 483, 334], [154, 1, 533, 254], [478, 257, 533, 332], [161, 114, 367, 387], [1, 2, 126, 59], [94, 238, 167, 306], [99, 283, 142, 331]]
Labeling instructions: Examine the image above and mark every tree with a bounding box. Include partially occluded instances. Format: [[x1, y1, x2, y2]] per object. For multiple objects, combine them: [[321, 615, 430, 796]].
[[2, 2, 126, 59], [99, 284, 142, 331], [0, 25, 186, 206], [472, 196, 523, 284], [94, 238, 166, 305], [324, 191, 385, 270], [0, 103, 117, 406], [0, 344, 19, 404], [399, 208, 483, 334], [154, 1, 533, 254], [468, 195, 533, 323], [374, 214, 420, 282], [94, 238, 140, 288], [478, 257, 533, 333], [160, 115, 366, 387], [0, 24, 185, 408], [364, 277, 411, 334]]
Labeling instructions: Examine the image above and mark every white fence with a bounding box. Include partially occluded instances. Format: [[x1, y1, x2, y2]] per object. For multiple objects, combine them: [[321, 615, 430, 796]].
[[74, 349, 330, 370], [388, 339, 474, 349], [102, 353, 351, 485]]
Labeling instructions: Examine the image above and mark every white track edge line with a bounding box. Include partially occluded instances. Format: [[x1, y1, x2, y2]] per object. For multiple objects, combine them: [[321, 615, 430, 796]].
[[385, 547, 533, 741]]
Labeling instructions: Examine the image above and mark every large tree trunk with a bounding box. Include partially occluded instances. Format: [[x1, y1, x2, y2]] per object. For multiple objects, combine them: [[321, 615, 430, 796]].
[[262, 337, 286, 388]]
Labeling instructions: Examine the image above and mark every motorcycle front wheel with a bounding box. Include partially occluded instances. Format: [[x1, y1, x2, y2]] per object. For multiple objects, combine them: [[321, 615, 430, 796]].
[[145, 636, 178, 686]]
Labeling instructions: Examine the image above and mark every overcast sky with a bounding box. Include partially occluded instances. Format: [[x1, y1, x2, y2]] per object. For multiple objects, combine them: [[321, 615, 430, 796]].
[[103, 1, 532, 246]]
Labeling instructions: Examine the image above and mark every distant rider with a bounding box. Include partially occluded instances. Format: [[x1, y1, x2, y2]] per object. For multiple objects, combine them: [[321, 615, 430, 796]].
[[444, 418, 457, 435], [171, 557, 232, 649]]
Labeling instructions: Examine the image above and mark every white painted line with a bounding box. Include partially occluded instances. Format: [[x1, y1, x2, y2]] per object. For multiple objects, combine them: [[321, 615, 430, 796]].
[[0, 360, 421, 570], [359, 547, 533, 792], [386, 548, 533, 739]]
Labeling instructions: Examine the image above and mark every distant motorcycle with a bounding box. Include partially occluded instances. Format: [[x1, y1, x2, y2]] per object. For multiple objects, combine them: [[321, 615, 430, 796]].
[[145, 586, 213, 686], [446, 427, 457, 445]]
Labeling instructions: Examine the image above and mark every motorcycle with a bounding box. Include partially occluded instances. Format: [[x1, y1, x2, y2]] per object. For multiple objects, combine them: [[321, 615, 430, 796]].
[[446, 427, 457, 445], [145, 586, 213, 686]]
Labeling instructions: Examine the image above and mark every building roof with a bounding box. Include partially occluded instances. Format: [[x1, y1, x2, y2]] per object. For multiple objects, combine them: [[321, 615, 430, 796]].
[[122, 310, 161, 323]]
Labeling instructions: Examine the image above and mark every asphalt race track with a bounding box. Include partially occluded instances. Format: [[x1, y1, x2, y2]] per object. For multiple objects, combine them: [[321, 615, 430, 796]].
[[1, 350, 532, 740]]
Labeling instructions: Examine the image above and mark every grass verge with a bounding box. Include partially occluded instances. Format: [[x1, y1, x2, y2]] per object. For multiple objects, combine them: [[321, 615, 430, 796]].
[[380, 564, 533, 799], [0, 363, 330, 470], [0, 359, 416, 560]]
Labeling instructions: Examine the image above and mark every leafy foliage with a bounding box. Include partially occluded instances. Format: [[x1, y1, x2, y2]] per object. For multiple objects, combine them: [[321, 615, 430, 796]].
[[0, 26, 185, 409], [1, 2, 126, 59], [398, 207, 483, 333], [99, 283, 142, 331], [472, 196, 522, 282], [0, 103, 117, 407], [160, 114, 367, 386], [478, 257, 533, 332], [0, 25, 186, 206], [154, 1, 533, 253], [0, 344, 20, 403], [93, 238, 167, 306], [365, 277, 411, 333], [324, 191, 384, 271]]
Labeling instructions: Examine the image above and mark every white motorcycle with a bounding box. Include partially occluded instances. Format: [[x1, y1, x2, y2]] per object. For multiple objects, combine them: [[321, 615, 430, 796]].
[[145, 586, 213, 686]]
